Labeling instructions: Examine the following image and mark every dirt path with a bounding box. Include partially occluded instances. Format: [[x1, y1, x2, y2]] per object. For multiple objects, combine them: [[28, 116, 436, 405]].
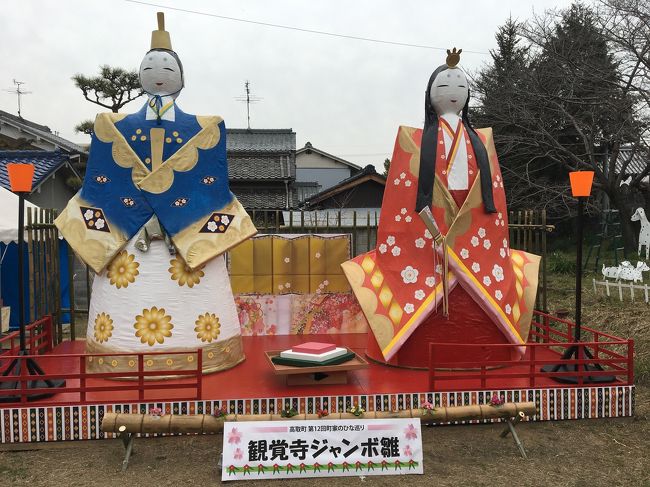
[[1, 387, 648, 487]]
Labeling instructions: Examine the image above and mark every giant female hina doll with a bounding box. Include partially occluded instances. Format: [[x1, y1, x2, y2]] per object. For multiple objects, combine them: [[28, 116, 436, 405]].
[[55, 13, 256, 374], [342, 49, 540, 368]]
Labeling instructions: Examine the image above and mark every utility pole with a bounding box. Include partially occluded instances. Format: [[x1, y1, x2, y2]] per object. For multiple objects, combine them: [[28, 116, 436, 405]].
[[3, 80, 32, 118], [235, 80, 261, 129]]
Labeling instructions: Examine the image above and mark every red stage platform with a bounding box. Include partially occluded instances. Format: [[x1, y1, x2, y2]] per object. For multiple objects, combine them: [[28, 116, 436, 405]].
[[0, 314, 636, 443], [3, 333, 625, 403]]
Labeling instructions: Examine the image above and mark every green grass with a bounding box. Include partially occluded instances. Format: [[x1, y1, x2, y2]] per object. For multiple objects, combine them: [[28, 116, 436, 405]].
[[546, 271, 650, 384]]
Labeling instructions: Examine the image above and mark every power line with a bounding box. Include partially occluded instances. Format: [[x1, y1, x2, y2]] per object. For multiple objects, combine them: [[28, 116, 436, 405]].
[[125, 0, 489, 54]]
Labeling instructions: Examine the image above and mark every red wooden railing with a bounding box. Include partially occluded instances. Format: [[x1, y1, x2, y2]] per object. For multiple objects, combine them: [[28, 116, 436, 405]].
[[1, 316, 202, 406], [0, 316, 53, 359], [429, 310, 633, 391], [0, 310, 634, 406], [0, 348, 202, 407]]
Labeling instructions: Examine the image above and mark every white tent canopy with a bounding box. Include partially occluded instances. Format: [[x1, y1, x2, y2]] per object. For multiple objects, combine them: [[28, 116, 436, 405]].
[[0, 186, 40, 244]]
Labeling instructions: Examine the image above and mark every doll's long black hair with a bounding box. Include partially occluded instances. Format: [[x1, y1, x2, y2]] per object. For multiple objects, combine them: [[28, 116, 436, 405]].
[[415, 65, 496, 213]]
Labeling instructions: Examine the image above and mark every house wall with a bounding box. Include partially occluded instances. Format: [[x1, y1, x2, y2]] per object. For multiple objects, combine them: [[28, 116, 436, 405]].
[[296, 168, 352, 191], [27, 176, 75, 211], [296, 151, 347, 169], [295, 151, 355, 191]]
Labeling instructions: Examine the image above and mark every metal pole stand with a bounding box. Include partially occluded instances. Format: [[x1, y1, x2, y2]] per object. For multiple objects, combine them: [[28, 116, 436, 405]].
[[118, 425, 136, 472], [499, 412, 527, 459]]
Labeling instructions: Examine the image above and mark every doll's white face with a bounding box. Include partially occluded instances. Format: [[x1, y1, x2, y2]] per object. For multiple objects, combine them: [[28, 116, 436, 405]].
[[429, 68, 469, 116], [139, 50, 183, 96]]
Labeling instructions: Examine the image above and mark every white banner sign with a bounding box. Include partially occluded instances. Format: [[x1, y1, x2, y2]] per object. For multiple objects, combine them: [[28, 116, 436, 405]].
[[221, 418, 423, 480]]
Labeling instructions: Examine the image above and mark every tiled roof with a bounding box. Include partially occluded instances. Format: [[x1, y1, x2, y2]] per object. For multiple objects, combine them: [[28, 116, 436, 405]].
[[305, 164, 385, 203], [0, 110, 87, 154], [228, 155, 296, 180], [0, 150, 69, 191], [226, 129, 295, 153], [231, 187, 292, 209]]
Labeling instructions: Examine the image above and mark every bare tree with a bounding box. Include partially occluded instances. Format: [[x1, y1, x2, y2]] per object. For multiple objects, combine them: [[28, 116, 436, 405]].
[[475, 4, 650, 250], [596, 0, 650, 209]]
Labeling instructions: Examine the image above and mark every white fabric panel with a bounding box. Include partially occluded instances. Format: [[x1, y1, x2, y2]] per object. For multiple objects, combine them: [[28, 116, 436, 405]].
[[86, 237, 240, 351]]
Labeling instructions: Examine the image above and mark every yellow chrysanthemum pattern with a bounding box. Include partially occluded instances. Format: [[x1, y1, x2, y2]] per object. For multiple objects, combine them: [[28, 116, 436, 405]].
[[134, 307, 174, 346], [107, 250, 140, 289], [93, 312, 114, 343], [194, 312, 221, 343], [168, 256, 205, 288]]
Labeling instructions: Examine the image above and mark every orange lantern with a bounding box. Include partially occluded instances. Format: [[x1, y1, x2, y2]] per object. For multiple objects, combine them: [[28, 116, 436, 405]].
[[6, 163, 35, 193], [569, 170, 594, 198]]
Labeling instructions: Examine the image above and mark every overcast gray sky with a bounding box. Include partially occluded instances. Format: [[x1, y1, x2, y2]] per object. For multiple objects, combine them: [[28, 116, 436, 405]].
[[1, 0, 572, 168]]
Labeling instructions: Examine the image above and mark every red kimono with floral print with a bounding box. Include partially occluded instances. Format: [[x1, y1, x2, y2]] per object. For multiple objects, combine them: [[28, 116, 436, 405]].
[[342, 124, 540, 368]]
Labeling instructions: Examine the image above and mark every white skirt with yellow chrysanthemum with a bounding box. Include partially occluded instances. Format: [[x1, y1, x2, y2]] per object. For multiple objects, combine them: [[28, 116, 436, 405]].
[[85, 238, 244, 376]]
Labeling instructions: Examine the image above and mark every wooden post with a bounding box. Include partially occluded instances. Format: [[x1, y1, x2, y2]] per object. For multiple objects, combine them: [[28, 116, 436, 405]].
[[138, 355, 145, 402], [119, 425, 135, 472], [629, 282, 634, 301], [67, 245, 76, 337], [500, 411, 527, 459], [541, 209, 548, 312], [27, 208, 35, 323], [196, 350, 202, 400], [628, 340, 634, 385], [366, 210, 371, 252], [39, 208, 46, 323], [529, 344, 536, 388], [352, 211, 357, 257]]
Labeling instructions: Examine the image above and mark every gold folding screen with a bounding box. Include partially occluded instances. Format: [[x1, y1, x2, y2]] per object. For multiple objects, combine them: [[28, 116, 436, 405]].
[[229, 234, 351, 294]]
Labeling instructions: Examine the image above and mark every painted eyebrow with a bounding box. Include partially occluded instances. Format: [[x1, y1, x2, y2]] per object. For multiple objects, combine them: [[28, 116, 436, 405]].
[[163, 67, 175, 71], [143, 67, 153, 70], [458, 84, 466, 87], [436, 84, 449, 87]]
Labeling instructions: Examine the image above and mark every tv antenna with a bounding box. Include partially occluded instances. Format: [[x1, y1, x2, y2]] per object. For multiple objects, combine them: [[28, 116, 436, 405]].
[[3, 80, 32, 118], [235, 80, 262, 129]]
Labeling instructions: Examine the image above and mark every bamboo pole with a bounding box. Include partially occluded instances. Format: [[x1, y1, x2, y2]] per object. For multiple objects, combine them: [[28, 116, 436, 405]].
[[101, 402, 536, 435]]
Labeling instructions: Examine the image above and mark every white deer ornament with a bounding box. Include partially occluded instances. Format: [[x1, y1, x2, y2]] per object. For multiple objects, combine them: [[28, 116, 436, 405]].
[[602, 260, 649, 283], [631, 207, 649, 261]]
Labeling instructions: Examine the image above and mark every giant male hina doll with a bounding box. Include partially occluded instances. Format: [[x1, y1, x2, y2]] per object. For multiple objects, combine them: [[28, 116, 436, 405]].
[[342, 49, 540, 368], [55, 13, 256, 374]]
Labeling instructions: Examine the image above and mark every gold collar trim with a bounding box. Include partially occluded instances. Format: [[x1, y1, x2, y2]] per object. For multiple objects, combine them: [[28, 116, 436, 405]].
[[93, 113, 223, 194]]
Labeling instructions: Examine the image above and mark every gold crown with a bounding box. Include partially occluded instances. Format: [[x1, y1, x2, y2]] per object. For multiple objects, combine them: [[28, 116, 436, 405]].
[[446, 47, 462, 68], [151, 12, 172, 50]]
